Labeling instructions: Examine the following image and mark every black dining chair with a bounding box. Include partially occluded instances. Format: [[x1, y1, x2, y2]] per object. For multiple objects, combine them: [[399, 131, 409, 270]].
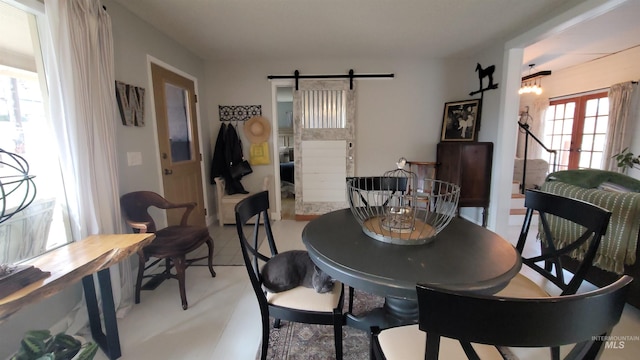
[[496, 189, 612, 298], [371, 275, 632, 360], [234, 191, 346, 360]]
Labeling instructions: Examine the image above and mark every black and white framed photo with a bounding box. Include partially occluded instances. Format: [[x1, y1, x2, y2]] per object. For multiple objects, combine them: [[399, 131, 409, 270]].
[[440, 99, 481, 141]]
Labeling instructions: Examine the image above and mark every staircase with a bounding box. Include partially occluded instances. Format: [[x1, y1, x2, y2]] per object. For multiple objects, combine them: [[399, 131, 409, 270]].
[[509, 182, 538, 226]]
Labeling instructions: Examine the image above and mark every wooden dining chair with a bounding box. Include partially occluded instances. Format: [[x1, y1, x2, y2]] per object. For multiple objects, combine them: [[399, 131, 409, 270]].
[[120, 191, 216, 310], [235, 191, 345, 360], [496, 189, 612, 298], [371, 275, 632, 360]]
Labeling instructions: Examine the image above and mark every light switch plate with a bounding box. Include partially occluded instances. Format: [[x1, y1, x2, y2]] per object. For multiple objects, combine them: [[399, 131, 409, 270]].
[[127, 152, 142, 166]]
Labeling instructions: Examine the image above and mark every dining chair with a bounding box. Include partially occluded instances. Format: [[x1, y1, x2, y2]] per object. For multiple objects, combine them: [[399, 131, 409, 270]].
[[120, 191, 216, 310], [496, 189, 612, 298], [371, 275, 632, 360], [234, 191, 345, 360]]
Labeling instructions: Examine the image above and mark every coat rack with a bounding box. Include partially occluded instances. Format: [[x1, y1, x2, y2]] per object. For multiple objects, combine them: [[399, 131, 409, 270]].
[[268, 69, 395, 90], [219, 105, 262, 122]]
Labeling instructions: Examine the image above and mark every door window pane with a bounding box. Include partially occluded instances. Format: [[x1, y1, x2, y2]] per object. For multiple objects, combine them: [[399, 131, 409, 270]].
[[165, 83, 192, 162], [546, 92, 608, 170], [302, 89, 346, 129]]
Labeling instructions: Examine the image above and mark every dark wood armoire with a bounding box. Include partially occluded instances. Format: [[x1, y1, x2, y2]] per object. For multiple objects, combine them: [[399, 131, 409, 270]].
[[436, 142, 493, 227]]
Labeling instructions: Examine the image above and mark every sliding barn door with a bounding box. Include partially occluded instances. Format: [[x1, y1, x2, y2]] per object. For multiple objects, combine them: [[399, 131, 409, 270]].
[[293, 79, 355, 218]]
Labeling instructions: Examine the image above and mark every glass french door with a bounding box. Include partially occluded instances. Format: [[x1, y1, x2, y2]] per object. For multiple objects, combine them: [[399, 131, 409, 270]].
[[544, 92, 609, 171]]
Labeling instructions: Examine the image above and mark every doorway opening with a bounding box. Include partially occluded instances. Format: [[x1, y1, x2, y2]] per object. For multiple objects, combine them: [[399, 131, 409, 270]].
[[275, 85, 295, 220]]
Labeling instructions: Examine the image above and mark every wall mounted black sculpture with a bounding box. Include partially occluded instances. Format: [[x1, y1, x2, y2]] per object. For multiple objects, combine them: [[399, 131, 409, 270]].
[[469, 63, 499, 96]]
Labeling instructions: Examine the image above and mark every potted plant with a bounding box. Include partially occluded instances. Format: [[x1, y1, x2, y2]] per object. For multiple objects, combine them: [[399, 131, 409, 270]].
[[11, 329, 98, 360], [613, 147, 640, 171]]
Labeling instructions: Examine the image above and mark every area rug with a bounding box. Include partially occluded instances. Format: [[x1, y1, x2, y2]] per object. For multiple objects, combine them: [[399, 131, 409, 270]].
[[263, 289, 385, 360]]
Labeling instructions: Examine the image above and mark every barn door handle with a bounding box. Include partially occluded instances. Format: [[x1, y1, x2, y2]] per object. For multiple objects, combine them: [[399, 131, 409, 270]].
[[164, 169, 173, 175]]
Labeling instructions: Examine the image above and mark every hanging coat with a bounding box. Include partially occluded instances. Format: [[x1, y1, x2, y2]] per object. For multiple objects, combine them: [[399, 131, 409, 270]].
[[210, 123, 227, 184], [222, 124, 248, 195], [224, 124, 244, 169]]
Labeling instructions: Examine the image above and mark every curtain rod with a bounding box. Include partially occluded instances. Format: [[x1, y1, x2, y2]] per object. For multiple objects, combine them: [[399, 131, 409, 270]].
[[267, 69, 394, 90]]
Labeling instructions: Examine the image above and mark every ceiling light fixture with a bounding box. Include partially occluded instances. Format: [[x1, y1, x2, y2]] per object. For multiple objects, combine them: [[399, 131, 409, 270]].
[[518, 64, 551, 95]]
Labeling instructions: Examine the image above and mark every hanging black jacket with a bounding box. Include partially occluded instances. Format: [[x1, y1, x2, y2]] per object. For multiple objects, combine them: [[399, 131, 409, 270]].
[[224, 124, 244, 170], [221, 123, 248, 195], [210, 123, 227, 184]]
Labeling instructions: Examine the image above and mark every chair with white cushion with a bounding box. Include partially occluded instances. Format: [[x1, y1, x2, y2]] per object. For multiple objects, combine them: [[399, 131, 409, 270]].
[[496, 189, 612, 298], [234, 191, 345, 360], [371, 275, 632, 360]]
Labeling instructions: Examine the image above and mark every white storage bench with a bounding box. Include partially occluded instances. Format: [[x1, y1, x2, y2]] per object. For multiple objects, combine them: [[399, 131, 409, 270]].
[[214, 176, 269, 226]]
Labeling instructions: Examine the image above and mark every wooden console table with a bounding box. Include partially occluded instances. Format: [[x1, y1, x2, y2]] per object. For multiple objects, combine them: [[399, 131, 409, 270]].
[[0, 233, 156, 359]]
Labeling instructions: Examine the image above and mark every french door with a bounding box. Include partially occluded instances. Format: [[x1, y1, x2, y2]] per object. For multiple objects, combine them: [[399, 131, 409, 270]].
[[545, 92, 609, 170]]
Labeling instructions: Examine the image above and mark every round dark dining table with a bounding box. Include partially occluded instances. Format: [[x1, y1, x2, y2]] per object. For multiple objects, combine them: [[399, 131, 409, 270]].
[[302, 208, 522, 330]]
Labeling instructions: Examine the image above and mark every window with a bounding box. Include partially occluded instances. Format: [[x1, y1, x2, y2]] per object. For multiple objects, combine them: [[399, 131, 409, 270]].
[[0, 1, 72, 265], [544, 92, 609, 171], [301, 89, 347, 129]]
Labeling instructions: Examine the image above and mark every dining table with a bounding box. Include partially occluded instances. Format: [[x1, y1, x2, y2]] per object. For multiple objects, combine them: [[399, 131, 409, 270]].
[[302, 208, 522, 330]]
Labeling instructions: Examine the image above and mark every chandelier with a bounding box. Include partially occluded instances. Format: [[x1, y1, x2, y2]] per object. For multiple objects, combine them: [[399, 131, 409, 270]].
[[519, 64, 551, 95]]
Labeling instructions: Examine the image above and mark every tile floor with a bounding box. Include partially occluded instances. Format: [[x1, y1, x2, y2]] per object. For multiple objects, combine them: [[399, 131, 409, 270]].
[[93, 220, 639, 360]]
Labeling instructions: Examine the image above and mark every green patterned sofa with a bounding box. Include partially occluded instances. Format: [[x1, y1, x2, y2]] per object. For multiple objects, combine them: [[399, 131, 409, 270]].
[[542, 169, 640, 308]]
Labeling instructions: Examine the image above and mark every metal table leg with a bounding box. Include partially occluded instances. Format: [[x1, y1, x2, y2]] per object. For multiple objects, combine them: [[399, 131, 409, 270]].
[[82, 268, 121, 359]]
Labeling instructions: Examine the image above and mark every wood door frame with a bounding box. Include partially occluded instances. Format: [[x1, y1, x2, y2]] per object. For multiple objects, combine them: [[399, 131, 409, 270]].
[[146, 56, 210, 226]]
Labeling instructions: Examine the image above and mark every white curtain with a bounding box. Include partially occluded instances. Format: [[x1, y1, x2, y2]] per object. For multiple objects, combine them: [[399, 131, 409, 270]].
[[603, 81, 639, 172], [39, 0, 133, 329]]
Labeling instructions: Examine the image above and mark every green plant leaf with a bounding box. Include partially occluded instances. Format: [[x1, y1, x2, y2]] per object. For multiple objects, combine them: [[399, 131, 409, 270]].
[[21, 336, 46, 357], [76, 342, 99, 360], [11, 330, 96, 360]]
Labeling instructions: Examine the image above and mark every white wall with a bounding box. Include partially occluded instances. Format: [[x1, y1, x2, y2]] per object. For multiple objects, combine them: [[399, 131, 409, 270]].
[[205, 57, 477, 210], [106, 0, 213, 227]]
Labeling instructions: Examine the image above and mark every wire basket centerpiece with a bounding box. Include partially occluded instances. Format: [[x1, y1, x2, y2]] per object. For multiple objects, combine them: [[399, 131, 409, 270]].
[[347, 158, 460, 245], [1, 148, 36, 224]]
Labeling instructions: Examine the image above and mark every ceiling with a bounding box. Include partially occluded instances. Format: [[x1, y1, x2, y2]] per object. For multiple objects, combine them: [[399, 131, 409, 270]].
[[1, 1, 639, 77], [112, 0, 640, 76]]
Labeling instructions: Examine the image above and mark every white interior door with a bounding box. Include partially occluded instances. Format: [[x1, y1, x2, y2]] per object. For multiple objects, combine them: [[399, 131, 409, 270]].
[[293, 79, 355, 217]]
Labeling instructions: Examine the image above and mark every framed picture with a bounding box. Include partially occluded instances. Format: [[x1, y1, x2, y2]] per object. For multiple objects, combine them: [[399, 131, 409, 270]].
[[440, 99, 481, 141]]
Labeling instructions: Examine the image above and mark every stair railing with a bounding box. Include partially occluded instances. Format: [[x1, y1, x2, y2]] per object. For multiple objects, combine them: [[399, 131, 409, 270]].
[[518, 121, 558, 194]]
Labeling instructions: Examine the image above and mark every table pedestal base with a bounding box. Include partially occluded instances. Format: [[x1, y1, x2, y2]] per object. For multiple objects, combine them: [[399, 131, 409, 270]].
[[345, 296, 418, 331]]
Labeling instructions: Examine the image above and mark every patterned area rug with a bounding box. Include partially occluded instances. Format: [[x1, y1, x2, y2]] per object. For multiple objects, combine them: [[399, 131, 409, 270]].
[[263, 289, 385, 360]]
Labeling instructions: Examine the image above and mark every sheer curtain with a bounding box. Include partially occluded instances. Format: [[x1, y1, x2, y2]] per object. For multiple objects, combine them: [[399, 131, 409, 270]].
[[604, 81, 639, 172], [39, 0, 133, 327]]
